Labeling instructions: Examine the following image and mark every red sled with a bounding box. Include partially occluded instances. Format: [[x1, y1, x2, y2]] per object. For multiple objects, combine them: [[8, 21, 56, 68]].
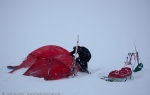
[[108, 67, 132, 79], [101, 67, 132, 82]]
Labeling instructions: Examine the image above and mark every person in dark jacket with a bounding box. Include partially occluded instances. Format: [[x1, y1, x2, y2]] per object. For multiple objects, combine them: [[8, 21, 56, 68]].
[[70, 46, 91, 73]]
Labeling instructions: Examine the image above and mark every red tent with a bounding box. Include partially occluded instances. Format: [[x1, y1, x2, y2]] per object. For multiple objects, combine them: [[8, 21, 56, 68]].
[[10, 45, 79, 80]]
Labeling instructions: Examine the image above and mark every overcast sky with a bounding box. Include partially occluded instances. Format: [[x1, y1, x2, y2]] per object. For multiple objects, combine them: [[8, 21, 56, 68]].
[[0, 0, 150, 64]]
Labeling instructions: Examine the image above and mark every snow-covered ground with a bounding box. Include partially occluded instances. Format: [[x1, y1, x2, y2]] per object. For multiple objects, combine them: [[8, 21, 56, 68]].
[[0, 0, 150, 95]]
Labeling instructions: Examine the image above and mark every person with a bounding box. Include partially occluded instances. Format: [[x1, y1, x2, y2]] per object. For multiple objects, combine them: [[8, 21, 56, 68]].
[[70, 46, 91, 73]]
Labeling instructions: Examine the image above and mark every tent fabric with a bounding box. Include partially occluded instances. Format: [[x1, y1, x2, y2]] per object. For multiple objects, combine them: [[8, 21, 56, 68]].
[[9, 45, 78, 80]]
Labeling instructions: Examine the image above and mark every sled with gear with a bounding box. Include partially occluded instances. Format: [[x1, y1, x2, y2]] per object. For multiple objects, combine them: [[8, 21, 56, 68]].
[[9, 45, 80, 80], [101, 67, 132, 82], [101, 42, 143, 82]]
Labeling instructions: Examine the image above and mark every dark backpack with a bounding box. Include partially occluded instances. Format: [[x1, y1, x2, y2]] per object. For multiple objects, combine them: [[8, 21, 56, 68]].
[[80, 47, 91, 62]]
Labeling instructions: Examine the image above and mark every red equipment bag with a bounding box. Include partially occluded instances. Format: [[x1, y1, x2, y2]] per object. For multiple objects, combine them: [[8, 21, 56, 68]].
[[108, 67, 132, 78]]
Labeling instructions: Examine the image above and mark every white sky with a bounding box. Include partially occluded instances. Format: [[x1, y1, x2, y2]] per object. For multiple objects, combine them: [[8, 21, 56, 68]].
[[0, 0, 150, 65]]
